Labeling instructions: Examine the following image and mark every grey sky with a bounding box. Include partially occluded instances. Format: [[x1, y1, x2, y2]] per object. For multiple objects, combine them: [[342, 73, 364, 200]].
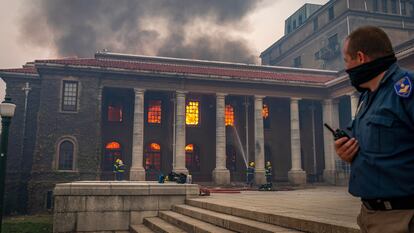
[[0, 0, 328, 99]]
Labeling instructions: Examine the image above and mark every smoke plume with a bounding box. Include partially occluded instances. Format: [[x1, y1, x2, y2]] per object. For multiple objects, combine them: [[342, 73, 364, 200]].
[[19, 0, 264, 63]]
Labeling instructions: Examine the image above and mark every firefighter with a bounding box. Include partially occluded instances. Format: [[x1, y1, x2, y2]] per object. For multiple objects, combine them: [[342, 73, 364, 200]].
[[246, 161, 255, 188], [113, 157, 126, 181], [265, 161, 273, 189]]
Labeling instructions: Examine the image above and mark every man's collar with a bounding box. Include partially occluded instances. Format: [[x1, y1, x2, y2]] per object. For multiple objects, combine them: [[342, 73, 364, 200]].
[[380, 62, 399, 84]]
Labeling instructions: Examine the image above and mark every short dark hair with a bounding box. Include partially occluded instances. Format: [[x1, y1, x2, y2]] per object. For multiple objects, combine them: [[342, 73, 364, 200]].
[[346, 26, 394, 59]]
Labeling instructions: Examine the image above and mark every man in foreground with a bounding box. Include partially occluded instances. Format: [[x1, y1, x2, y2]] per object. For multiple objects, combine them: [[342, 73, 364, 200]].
[[334, 26, 414, 232]]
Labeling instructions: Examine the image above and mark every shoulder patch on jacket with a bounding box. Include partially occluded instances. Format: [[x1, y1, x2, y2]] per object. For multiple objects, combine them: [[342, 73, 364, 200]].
[[394, 74, 412, 98]]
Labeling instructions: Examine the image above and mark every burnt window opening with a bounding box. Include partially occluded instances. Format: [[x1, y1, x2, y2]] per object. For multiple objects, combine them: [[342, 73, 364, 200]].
[[58, 140, 74, 170], [104, 141, 122, 172], [225, 105, 235, 127], [185, 144, 200, 172], [226, 145, 237, 171], [186, 101, 200, 126], [144, 143, 161, 180], [62, 81, 78, 111], [148, 100, 162, 124], [263, 104, 270, 129], [108, 104, 123, 122]]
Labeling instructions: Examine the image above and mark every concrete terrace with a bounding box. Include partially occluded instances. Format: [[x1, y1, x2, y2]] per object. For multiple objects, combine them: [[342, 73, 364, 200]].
[[188, 185, 360, 232]]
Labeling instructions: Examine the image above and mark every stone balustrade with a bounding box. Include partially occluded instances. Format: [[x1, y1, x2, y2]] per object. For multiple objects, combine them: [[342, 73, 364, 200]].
[[53, 181, 199, 233]]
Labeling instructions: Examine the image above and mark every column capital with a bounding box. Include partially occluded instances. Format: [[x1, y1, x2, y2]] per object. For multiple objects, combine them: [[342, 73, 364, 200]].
[[254, 95, 266, 100], [216, 93, 227, 97], [323, 98, 340, 105], [290, 97, 302, 102], [176, 90, 188, 96], [133, 88, 145, 94]]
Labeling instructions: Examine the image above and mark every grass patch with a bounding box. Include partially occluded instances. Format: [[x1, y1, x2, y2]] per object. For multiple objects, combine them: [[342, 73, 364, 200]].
[[1, 214, 52, 233]]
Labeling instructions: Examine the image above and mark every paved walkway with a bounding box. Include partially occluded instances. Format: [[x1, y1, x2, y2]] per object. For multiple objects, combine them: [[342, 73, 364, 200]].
[[197, 186, 361, 231]]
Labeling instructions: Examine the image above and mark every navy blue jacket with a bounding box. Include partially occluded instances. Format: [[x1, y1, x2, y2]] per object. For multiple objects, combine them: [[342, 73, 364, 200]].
[[349, 63, 414, 199]]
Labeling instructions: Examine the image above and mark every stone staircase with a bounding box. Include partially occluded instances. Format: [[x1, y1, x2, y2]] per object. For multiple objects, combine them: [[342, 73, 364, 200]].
[[130, 199, 303, 233]]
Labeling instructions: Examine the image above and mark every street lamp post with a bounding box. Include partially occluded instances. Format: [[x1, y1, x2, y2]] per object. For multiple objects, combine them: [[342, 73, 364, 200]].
[[0, 96, 16, 232]]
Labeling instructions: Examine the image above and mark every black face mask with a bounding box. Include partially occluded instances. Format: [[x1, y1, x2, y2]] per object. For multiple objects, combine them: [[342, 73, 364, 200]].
[[345, 54, 397, 92]]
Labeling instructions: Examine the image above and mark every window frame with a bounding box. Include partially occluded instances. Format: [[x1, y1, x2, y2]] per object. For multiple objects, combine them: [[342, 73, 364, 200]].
[[147, 99, 163, 125], [391, 0, 397, 13], [328, 7, 334, 20], [401, 0, 407, 15], [313, 17, 318, 32], [55, 136, 78, 172], [373, 0, 379, 11], [61, 80, 79, 112], [382, 0, 388, 12], [107, 104, 123, 123], [293, 56, 302, 68], [225, 104, 235, 127], [185, 100, 201, 127]]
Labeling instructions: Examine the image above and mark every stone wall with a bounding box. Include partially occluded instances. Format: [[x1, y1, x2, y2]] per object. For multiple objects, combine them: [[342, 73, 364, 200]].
[[29, 71, 102, 212], [53, 181, 199, 233]]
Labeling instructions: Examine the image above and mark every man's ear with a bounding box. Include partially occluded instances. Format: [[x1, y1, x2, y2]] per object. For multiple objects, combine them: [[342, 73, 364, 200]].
[[356, 51, 371, 63]]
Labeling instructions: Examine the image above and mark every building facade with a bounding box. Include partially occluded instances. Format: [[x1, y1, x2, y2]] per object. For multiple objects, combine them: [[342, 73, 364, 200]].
[[1, 46, 414, 213], [261, 0, 414, 70]]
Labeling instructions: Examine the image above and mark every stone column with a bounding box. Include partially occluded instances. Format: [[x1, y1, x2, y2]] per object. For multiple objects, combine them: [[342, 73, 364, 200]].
[[130, 88, 146, 181], [349, 92, 359, 119], [173, 91, 188, 174], [212, 93, 230, 185], [288, 97, 307, 185], [322, 99, 340, 184], [254, 95, 266, 185]]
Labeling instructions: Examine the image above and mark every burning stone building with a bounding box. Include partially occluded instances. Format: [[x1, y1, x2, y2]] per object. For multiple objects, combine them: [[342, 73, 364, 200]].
[[1, 47, 414, 213]]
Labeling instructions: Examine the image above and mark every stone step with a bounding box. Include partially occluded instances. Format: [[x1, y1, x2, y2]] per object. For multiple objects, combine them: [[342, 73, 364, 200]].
[[130, 224, 155, 233], [143, 217, 187, 233], [172, 204, 301, 233], [186, 199, 359, 233], [159, 210, 235, 233]]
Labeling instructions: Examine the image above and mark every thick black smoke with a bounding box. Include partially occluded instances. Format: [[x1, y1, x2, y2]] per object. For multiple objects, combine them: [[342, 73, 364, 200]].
[[19, 0, 263, 63]]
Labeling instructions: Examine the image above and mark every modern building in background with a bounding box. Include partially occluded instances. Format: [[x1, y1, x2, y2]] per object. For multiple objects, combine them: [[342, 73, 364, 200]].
[[261, 0, 414, 70], [285, 3, 322, 35]]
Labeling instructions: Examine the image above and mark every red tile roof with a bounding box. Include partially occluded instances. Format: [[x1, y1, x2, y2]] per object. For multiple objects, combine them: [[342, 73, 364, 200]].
[[0, 66, 38, 74], [2, 57, 336, 84]]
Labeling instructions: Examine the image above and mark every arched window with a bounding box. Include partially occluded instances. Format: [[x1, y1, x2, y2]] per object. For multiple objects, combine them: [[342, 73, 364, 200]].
[[226, 145, 237, 171], [185, 144, 200, 172], [104, 141, 122, 172], [58, 140, 74, 170], [144, 143, 161, 180]]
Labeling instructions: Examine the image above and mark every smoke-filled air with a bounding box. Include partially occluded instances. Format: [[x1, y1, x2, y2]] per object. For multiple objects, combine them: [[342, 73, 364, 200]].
[[19, 0, 265, 63]]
